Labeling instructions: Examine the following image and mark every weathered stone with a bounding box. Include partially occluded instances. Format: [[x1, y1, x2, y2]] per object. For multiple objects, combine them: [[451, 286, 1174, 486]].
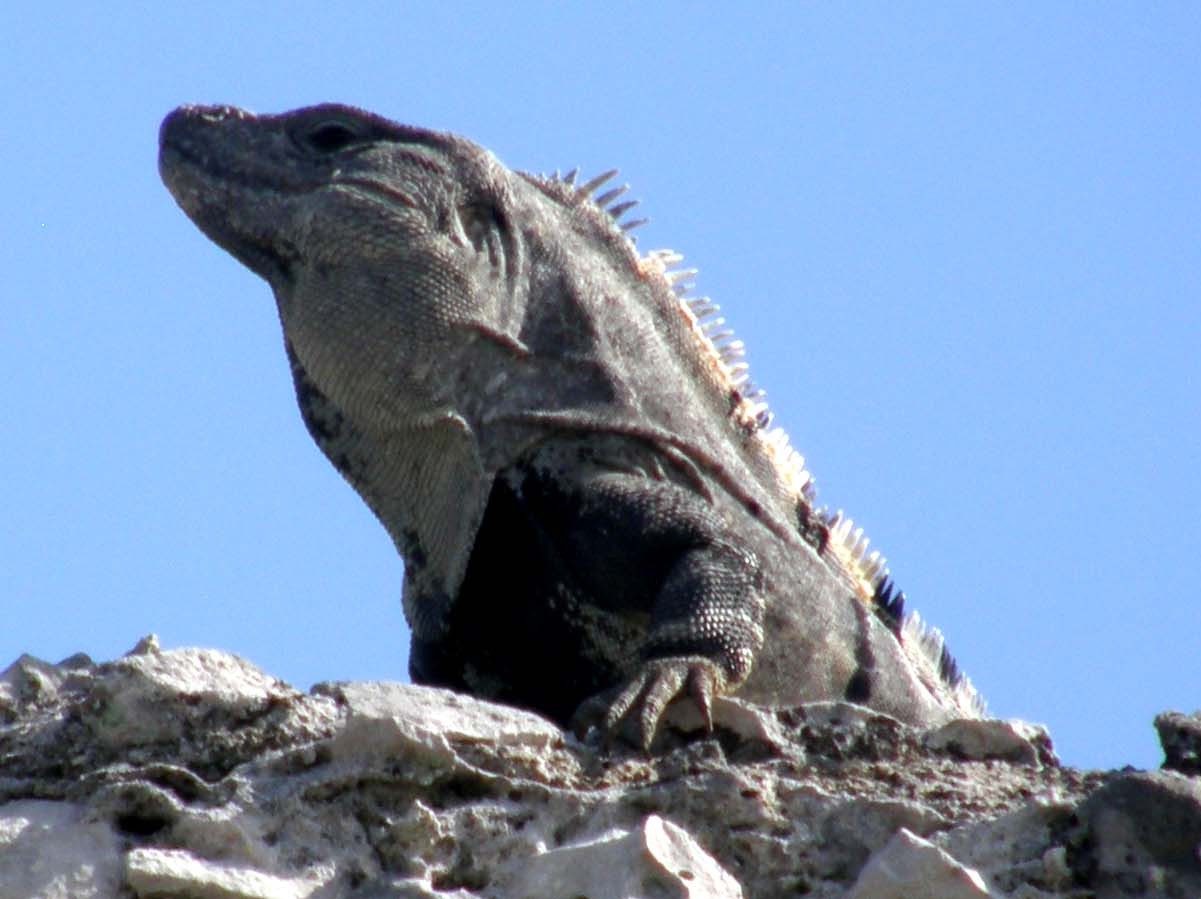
[[0, 641, 1191, 897], [1156, 710, 1201, 775], [817, 798, 947, 879], [925, 718, 1057, 767], [505, 813, 742, 899], [86, 644, 302, 749], [125, 847, 329, 899], [656, 695, 792, 751], [0, 800, 121, 899], [936, 802, 1076, 894], [317, 680, 564, 762], [0, 652, 93, 720], [1076, 770, 1201, 897], [846, 828, 997, 899]]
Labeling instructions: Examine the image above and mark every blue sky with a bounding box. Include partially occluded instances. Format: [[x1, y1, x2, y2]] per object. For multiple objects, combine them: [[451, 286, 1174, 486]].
[[3, 5, 1197, 771]]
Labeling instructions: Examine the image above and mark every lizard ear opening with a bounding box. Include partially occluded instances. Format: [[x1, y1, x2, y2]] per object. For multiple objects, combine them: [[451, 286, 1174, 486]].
[[457, 202, 509, 268]]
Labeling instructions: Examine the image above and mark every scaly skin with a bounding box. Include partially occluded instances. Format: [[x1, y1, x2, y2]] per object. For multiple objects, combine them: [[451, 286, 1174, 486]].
[[159, 103, 982, 748]]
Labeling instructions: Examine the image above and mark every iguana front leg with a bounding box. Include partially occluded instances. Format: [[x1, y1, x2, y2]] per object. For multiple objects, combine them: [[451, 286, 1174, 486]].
[[511, 460, 767, 748]]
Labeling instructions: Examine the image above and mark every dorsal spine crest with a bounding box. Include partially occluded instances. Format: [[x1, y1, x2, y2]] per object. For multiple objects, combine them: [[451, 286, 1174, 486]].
[[552, 171, 961, 649]]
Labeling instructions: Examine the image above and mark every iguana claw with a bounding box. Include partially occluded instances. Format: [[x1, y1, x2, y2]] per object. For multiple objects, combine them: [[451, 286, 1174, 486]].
[[580, 657, 722, 750]]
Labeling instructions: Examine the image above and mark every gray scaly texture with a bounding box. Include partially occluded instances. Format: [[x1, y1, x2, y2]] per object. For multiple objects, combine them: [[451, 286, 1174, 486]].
[[159, 103, 983, 748]]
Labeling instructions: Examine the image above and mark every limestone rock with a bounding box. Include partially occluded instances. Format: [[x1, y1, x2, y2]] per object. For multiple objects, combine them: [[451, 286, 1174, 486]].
[[1076, 770, 1201, 897], [935, 802, 1077, 895], [0, 639, 1196, 898], [1155, 710, 1201, 775], [505, 814, 742, 899], [125, 847, 327, 899], [846, 828, 997, 899], [0, 800, 121, 899], [924, 717, 1057, 767]]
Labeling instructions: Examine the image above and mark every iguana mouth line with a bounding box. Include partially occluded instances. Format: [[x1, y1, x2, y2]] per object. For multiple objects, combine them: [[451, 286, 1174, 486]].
[[333, 176, 420, 210], [160, 132, 319, 202], [159, 149, 297, 286]]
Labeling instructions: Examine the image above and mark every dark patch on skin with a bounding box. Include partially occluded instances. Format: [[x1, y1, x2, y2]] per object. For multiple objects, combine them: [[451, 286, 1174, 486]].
[[410, 464, 631, 723], [399, 528, 427, 572], [844, 669, 872, 704], [411, 440, 763, 725], [794, 503, 827, 555], [287, 343, 345, 444], [283, 342, 372, 489], [845, 593, 877, 705], [729, 390, 758, 436], [334, 451, 371, 486]]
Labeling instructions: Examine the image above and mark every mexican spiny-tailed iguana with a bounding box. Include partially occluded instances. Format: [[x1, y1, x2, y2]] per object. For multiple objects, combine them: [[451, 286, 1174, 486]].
[[159, 103, 983, 747]]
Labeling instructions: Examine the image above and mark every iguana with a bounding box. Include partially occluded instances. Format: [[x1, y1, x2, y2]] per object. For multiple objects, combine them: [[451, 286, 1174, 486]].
[[159, 103, 983, 747]]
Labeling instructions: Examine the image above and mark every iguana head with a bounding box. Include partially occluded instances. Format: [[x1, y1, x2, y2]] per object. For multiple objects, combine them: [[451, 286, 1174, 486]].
[[158, 102, 807, 514], [160, 103, 528, 424]]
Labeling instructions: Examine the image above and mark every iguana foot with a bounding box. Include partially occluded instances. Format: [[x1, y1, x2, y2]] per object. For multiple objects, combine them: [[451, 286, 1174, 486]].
[[574, 656, 723, 750]]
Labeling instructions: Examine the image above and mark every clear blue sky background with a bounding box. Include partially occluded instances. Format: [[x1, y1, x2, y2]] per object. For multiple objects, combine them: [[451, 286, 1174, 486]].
[[4, 5, 1197, 771]]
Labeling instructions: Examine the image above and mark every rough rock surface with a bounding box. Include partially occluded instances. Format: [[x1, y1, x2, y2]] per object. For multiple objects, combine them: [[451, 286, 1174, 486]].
[[1155, 711, 1201, 776], [1, 638, 1197, 898]]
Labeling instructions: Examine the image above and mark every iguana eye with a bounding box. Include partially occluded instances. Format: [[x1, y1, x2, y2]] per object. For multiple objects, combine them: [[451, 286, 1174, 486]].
[[300, 120, 361, 154]]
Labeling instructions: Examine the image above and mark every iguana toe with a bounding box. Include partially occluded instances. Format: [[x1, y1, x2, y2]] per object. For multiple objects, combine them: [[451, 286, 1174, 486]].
[[596, 657, 722, 750]]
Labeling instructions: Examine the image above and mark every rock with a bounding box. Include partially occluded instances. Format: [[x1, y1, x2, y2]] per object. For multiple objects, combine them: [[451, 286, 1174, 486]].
[[0, 800, 121, 899], [505, 814, 742, 899], [1155, 710, 1201, 774], [817, 797, 948, 879], [0, 650, 93, 726], [317, 680, 565, 763], [924, 718, 1057, 766], [656, 695, 792, 751], [125, 847, 326, 899], [86, 643, 310, 750], [935, 802, 1077, 894], [1076, 770, 1201, 897], [846, 828, 997, 899], [0, 639, 1192, 897]]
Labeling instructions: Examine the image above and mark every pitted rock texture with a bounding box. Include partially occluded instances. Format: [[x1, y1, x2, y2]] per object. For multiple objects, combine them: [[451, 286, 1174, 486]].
[[1155, 711, 1201, 776], [1, 639, 1197, 898]]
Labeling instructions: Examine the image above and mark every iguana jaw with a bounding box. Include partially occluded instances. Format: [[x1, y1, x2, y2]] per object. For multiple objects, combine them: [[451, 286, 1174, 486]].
[[159, 105, 300, 288], [162, 105, 462, 411]]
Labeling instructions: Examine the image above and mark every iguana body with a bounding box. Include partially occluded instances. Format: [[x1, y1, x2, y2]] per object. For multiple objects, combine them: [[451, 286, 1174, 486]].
[[159, 103, 982, 745]]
